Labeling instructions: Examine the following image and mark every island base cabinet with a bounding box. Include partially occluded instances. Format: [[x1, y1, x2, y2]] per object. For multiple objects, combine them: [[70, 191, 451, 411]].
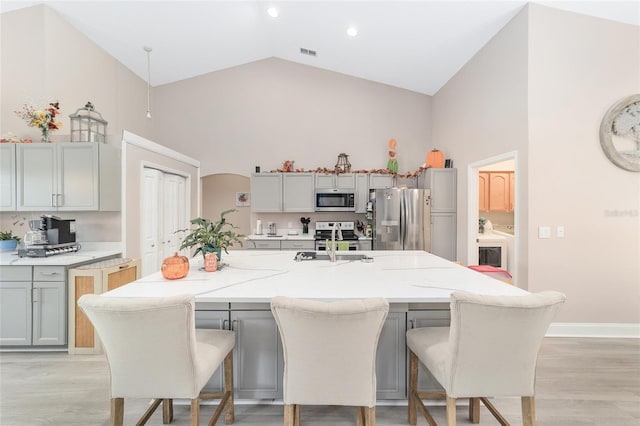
[[231, 310, 284, 400], [407, 310, 451, 392], [375, 312, 407, 399], [196, 310, 230, 393]]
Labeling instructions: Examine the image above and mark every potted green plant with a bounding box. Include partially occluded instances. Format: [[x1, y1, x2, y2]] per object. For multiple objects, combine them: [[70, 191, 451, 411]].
[[178, 209, 244, 263], [0, 230, 21, 252]]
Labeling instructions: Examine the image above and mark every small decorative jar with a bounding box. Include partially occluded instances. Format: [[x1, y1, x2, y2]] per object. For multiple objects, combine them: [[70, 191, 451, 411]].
[[205, 252, 218, 272]]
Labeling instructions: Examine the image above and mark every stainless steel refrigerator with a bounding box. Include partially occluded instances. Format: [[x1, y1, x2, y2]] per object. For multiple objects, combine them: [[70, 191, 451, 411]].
[[372, 188, 431, 251]]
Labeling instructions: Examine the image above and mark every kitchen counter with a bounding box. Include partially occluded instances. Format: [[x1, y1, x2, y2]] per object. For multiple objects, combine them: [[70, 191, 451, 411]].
[[476, 232, 507, 243], [105, 250, 526, 303], [0, 250, 121, 267]]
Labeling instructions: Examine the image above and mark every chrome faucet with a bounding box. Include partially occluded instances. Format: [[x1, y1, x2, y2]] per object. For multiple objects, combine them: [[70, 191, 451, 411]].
[[327, 222, 343, 262]]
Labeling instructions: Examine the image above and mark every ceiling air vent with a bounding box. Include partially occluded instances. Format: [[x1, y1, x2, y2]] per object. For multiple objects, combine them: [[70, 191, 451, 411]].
[[300, 48, 317, 57]]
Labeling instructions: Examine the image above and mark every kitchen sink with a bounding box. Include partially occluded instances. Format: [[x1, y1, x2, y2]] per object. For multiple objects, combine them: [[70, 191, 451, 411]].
[[294, 252, 373, 262]]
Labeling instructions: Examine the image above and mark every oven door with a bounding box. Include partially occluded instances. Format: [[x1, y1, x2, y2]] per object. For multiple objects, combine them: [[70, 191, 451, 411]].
[[315, 240, 358, 251]]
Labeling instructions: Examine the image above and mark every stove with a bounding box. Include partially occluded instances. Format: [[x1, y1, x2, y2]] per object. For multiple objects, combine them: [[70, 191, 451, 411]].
[[18, 242, 80, 258], [314, 221, 359, 251]]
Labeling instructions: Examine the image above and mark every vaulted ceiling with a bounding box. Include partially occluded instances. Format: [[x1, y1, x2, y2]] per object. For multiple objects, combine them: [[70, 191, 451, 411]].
[[2, 1, 638, 95]]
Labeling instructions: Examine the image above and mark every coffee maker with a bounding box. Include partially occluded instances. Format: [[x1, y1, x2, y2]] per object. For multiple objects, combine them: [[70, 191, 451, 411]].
[[19, 215, 78, 257]]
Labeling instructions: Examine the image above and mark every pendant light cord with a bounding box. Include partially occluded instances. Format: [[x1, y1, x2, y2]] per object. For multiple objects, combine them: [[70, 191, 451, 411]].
[[144, 46, 152, 119]]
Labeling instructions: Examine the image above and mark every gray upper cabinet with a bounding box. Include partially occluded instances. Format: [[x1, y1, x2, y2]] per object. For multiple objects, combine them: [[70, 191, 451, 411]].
[[369, 174, 394, 189], [419, 168, 457, 212], [282, 173, 314, 212], [0, 144, 16, 211], [355, 173, 369, 213], [251, 173, 283, 212], [419, 169, 457, 261], [15, 143, 119, 211], [315, 173, 356, 189]]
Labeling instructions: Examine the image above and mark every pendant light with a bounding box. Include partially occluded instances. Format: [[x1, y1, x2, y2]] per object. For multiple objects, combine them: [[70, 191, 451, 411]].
[[144, 46, 152, 119]]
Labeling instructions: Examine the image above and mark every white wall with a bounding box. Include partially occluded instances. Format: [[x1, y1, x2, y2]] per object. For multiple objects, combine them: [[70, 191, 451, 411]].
[[527, 4, 640, 323], [151, 58, 433, 177]]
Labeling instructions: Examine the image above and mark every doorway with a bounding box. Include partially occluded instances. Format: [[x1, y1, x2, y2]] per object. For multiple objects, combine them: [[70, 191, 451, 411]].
[[467, 152, 519, 285]]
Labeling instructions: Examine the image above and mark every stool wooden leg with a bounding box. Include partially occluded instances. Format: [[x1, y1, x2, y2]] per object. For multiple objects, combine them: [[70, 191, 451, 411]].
[[110, 398, 124, 426], [162, 399, 173, 424], [446, 396, 457, 426], [223, 351, 235, 424], [190, 399, 199, 426], [357, 407, 365, 426], [522, 396, 536, 426], [469, 397, 480, 423], [408, 350, 418, 425], [284, 404, 295, 426], [366, 406, 376, 426], [293, 404, 300, 426]]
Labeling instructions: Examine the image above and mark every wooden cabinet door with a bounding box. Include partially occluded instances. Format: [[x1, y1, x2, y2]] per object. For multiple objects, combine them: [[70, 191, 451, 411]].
[[478, 172, 489, 211], [488, 172, 510, 212], [509, 172, 515, 212]]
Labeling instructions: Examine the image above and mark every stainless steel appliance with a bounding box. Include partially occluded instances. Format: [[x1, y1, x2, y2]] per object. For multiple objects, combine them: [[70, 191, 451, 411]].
[[267, 222, 277, 236], [314, 221, 359, 251], [372, 188, 431, 251], [18, 215, 79, 257], [314, 188, 356, 212]]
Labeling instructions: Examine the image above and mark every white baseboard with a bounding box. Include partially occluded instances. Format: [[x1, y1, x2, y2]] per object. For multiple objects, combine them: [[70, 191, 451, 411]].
[[547, 322, 640, 338]]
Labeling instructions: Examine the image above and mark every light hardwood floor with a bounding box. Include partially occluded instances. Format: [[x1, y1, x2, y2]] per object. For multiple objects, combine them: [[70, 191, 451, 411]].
[[1, 338, 638, 425]]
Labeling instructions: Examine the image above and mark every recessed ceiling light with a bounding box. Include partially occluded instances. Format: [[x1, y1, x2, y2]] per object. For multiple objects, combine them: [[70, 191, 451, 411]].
[[346, 27, 358, 37], [267, 7, 278, 18]]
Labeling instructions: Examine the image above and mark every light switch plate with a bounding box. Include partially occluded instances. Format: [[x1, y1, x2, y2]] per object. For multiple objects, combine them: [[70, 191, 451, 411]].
[[557, 226, 565, 238], [538, 226, 551, 239]]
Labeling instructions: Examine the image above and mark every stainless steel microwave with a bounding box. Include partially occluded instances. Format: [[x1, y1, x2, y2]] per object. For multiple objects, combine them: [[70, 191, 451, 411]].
[[315, 188, 356, 212]]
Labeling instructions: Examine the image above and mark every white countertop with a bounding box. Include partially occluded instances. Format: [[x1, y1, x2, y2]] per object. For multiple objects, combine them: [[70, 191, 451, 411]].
[[104, 250, 526, 303], [476, 233, 508, 243], [0, 250, 122, 266]]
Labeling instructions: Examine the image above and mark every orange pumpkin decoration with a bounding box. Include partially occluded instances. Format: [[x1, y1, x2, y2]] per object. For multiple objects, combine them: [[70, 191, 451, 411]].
[[388, 138, 397, 150], [161, 252, 190, 280], [426, 149, 445, 168]]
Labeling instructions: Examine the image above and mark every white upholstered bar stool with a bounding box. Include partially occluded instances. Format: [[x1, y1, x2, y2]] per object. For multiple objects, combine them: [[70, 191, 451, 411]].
[[406, 291, 566, 426], [78, 294, 236, 426], [271, 296, 389, 426]]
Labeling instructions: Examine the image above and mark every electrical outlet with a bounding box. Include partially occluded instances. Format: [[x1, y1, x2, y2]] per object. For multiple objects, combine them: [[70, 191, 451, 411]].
[[557, 226, 565, 238], [538, 226, 551, 239]]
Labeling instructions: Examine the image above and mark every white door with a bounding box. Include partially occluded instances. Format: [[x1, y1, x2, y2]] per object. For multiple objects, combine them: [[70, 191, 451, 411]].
[[141, 168, 161, 277], [141, 168, 189, 277]]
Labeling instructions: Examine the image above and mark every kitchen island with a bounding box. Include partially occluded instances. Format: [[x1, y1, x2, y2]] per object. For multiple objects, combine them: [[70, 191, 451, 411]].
[[103, 250, 525, 402]]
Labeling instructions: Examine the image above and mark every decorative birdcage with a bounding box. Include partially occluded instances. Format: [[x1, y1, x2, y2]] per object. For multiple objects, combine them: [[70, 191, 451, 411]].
[[69, 102, 108, 143], [335, 153, 351, 173]]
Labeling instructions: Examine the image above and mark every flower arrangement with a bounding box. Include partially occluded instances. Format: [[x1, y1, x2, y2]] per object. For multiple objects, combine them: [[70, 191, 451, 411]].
[[14, 102, 62, 143]]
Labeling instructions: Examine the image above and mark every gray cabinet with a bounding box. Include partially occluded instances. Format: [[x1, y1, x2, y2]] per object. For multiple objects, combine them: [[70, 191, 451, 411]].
[[376, 312, 406, 399], [355, 173, 369, 213], [196, 310, 230, 392], [369, 174, 394, 189], [282, 173, 314, 212], [247, 240, 281, 250], [407, 309, 451, 392], [358, 239, 372, 251], [315, 173, 356, 189], [280, 240, 315, 251], [419, 169, 457, 261], [0, 144, 16, 211], [231, 309, 284, 399], [251, 173, 283, 212], [0, 265, 66, 347], [16, 143, 119, 211]]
